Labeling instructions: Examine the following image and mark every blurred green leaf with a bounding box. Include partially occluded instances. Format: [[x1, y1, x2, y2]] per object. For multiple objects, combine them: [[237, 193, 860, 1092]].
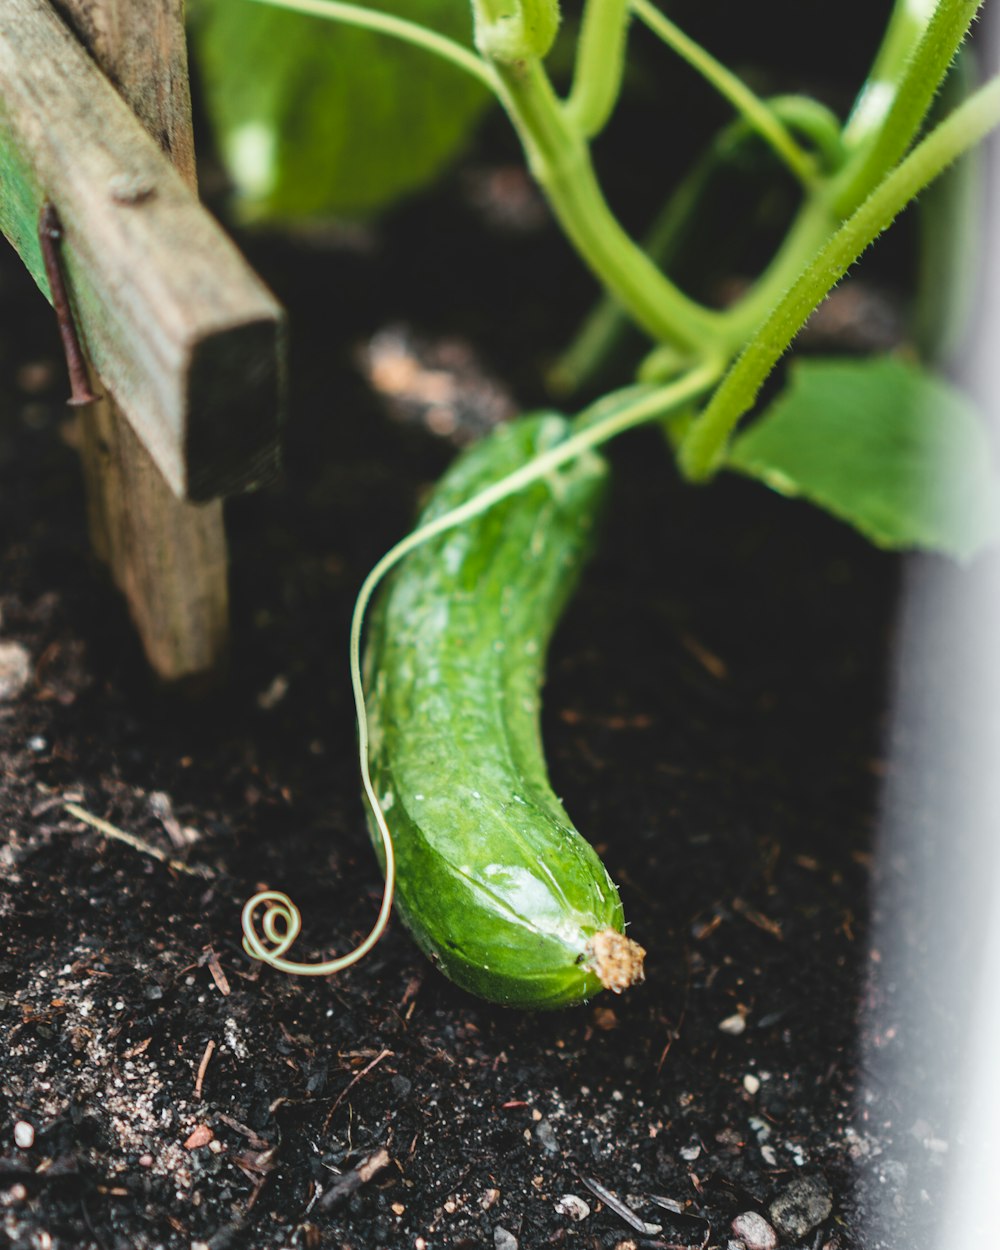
[[191, 0, 492, 220], [727, 356, 1000, 560]]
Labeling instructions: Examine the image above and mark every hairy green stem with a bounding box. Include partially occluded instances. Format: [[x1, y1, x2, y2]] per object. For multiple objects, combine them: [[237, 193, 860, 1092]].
[[679, 74, 1000, 482], [833, 0, 983, 213], [716, 195, 838, 344], [842, 0, 940, 148], [549, 95, 846, 395], [631, 0, 819, 190], [565, 0, 632, 137]]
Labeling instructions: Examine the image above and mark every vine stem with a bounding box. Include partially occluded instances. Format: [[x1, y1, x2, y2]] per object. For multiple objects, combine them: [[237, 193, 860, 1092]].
[[492, 60, 724, 351], [564, 0, 631, 138], [631, 0, 819, 190], [243, 0, 500, 92], [241, 362, 722, 974], [678, 74, 1000, 482], [841, 0, 939, 149], [550, 95, 846, 396], [833, 0, 983, 214]]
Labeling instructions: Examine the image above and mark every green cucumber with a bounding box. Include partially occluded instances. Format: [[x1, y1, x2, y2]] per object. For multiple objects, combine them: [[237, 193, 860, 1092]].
[[363, 414, 645, 1008]]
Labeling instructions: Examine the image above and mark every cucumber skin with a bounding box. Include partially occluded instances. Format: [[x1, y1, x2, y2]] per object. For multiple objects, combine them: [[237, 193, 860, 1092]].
[[363, 414, 628, 1009]]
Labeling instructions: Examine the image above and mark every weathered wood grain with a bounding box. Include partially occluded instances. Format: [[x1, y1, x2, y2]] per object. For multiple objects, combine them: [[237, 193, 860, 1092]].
[[0, 0, 286, 501], [78, 390, 231, 684], [24, 0, 234, 684], [52, 0, 197, 188]]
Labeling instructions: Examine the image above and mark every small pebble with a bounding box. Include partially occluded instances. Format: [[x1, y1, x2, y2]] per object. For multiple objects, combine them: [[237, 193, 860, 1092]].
[[731, 1210, 778, 1250], [555, 1194, 590, 1221], [0, 642, 31, 702], [13, 1121, 34, 1149], [769, 1174, 833, 1238], [719, 1011, 747, 1036], [494, 1226, 519, 1250], [535, 1119, 558, 1154], [743, 1073, 761, 1095], [183, 1124, 213, 1150]]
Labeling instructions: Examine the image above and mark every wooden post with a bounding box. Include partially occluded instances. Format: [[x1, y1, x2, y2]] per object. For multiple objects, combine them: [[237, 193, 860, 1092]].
[[64, 0, 225, 686], [51, 0, 198, 189], [0, 0, 286, 685]]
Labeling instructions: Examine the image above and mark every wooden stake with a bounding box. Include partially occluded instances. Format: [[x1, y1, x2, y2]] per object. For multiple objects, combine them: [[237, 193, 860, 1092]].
[[71, 0, 229, 685], [51, 0, 197, 189], [0, 1, 285, 500], [52, 1, 238, 684]]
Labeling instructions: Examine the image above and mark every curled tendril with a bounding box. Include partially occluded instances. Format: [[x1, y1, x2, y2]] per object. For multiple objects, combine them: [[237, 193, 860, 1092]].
[[241, 891, 302, 964], [239, 787, 397, 976]]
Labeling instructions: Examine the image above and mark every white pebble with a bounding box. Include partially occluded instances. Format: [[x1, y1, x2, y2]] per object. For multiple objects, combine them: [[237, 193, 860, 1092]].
[[554, 1194, 590, 1221], [719, 1011, 746, 1035], [13, 1121, 34, 1149], [743, 1073, 761, 1095], [0, 642, 31, 702]]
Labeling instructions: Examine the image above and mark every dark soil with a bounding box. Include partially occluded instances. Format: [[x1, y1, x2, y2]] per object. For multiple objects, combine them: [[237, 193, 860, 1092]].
[[0, 17, 960, 1246]]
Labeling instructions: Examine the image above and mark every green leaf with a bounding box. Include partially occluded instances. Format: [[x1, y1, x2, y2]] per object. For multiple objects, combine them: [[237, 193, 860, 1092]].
[[726, 356, 1000, 561], [190, 0, 491, 220]]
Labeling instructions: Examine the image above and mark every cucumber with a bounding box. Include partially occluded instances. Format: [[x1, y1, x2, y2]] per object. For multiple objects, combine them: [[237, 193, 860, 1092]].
[[363, 414, 645, 1008]]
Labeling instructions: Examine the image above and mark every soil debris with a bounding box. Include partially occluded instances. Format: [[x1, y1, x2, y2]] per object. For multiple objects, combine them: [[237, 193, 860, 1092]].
[[769, 1174, 834, 1239], [0, 640, 31, 701], [318, 1147, 391, 1211]]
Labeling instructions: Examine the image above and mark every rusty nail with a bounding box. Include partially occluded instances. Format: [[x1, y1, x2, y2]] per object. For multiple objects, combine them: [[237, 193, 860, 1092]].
[[38, 202, 99, 407]]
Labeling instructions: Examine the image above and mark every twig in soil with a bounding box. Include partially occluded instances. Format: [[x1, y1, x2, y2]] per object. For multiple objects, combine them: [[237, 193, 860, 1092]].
[[232, 1148, 277, 1211], [732, 897, 784, 941], [318, 1147, 391, 1212], [217, 1113, 269, 1150], [32, 791, 83, 817], [194, 1039, 216, 1100], [62, 802, 213, 877], [657, 950, 694, 1074], [322, 1048, 394, 1132], [580, 1177, 662, 1236], [200, 946, 232, 995]]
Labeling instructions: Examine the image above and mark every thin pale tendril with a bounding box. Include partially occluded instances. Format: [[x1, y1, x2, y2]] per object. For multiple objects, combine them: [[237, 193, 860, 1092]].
[[240, 360, 722, 976], [245, 0, 500, 93]]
